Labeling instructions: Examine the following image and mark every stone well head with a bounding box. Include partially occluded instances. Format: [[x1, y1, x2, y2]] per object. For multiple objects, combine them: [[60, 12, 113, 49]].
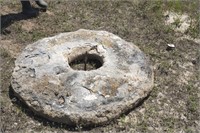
[[11, 29, 154, 126]]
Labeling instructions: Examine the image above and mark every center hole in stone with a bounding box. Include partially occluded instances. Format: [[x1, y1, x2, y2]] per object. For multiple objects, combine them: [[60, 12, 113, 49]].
[[69, 52, 103, 71]]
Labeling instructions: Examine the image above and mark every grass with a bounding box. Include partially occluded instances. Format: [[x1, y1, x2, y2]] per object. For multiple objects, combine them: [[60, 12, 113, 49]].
[[0, 48, 15, 92], [1, 0, 200, 132]]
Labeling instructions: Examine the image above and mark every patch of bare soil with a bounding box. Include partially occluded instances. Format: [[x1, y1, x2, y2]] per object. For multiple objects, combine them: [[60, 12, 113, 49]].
[[1, 0, 199, 132], [0, 40, 24, 58]]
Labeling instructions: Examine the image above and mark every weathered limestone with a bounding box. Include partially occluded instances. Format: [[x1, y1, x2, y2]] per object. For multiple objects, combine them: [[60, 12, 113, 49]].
[[11, 29, 154, 126]]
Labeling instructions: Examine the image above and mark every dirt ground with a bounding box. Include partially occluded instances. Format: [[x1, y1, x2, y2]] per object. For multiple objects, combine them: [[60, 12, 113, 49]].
[[0, 0, 199, 132]]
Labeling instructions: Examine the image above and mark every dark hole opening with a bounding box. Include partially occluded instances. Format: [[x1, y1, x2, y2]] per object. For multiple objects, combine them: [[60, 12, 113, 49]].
[[69, 53, 103, 71]]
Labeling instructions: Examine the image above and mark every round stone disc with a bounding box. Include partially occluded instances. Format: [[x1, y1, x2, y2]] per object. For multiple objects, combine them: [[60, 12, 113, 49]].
[[11, 29, 153, 126]]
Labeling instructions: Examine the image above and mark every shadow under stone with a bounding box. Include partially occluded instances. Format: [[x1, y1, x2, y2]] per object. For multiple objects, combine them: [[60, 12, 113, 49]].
[[8, 85, 101, 131], [8, 85, 150, 131]]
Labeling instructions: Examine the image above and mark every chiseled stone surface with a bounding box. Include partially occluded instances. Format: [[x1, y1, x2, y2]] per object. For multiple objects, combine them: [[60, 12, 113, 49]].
[[11, 29, 154, 126]]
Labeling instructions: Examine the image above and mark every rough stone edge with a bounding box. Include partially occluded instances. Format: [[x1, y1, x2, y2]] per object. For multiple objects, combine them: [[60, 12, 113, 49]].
[[10, 29, 154, 126]]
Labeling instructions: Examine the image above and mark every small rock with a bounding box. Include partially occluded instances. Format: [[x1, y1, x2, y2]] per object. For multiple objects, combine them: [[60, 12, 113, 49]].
[[157, 92, 165, 98], [139, 108, 145, 114], [147, 127, 154, 131], [166, 44, 175, 51], [124, 116, 130, 123]]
